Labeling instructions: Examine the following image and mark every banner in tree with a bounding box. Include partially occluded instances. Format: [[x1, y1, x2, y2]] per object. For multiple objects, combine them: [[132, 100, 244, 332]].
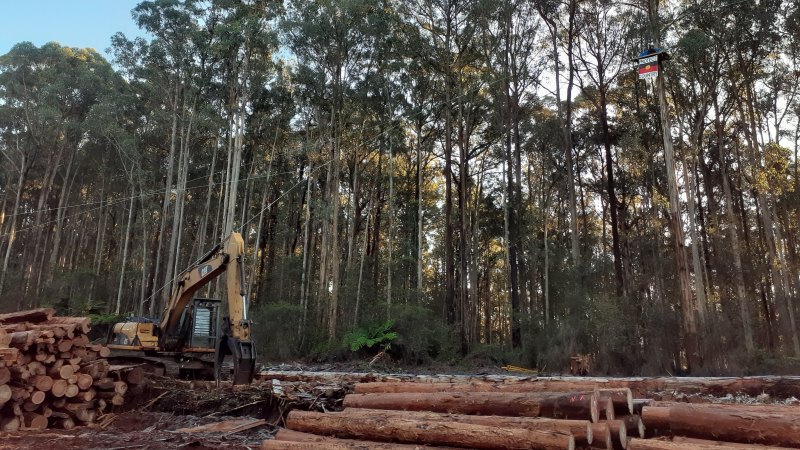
[[638, 55, 659, 79]]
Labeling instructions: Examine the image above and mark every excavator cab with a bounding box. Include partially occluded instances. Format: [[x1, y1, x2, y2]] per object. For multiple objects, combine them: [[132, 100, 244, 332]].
[[180, 298, 222, 351]]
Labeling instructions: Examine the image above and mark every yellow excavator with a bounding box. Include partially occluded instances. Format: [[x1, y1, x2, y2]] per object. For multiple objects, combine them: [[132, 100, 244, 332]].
[[107, 232, 256, 384]]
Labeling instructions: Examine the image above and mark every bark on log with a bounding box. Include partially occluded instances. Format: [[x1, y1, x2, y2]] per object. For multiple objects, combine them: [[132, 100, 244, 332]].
[[632, 399, 653, 415], [277, 372, 800, 399], [622, 414, 645, 438], [604, 420, 629, 449], [641, 406, 670, 431], [667, 403, 800, 447], [627, 438, 793, 450], [0, 308, 54, 324], [671, 436, 797, 448], [262, 440, 433, 450], [600, 397, 615, 420], [595, 389, 633, 415], [286, 410, 576, 450], [273, 429, 462, 449], [539, 392, 600, 422], [44, 317, 90, 334], [343, 392, 597, 421], [590, 422, 613, 450], [338, 408, 593, 445]]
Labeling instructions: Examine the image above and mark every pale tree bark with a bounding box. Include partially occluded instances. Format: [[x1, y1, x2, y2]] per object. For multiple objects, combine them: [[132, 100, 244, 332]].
[[138, 179, 149, 317], [46, 146, 77, 286], [300, 161, 314, 335], [0, 154, 27, 297], [89, 174, 107, 304], [714, 98, 755, 354], [249, 129, 277, 299], [355, 192, 375, 328], [657, 71, 701, 370], [164, 94, 192, 306], [194, 139, 219, 260], [386, 138, 394, 318], [115, 183, 136, 315], [682, 145, 707, 328], [150, 83, 181, 315], [416, 119, 425, 295]]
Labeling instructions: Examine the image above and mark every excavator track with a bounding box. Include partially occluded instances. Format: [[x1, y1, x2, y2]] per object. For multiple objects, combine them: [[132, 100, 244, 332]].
[[108, 350, 234, 381]]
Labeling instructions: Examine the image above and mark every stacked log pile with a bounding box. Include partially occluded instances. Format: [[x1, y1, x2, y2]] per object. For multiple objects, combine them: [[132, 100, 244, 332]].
[[263, 376, 800, 450], [0, 308, 143, 430]]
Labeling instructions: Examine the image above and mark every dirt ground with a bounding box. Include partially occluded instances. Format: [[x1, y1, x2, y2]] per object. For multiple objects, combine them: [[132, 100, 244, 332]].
[[0, 411, 274, 449]]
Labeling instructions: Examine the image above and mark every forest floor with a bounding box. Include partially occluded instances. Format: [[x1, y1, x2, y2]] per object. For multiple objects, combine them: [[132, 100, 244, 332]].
[[2, 365, 799, 449]]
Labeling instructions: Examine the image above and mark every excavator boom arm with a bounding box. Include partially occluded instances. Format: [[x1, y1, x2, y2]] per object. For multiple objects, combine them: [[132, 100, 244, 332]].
[[159, 232, 255, 383]]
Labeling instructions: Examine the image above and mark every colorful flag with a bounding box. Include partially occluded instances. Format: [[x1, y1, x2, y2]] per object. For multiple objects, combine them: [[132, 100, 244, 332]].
[[638, 55, 659, 80]]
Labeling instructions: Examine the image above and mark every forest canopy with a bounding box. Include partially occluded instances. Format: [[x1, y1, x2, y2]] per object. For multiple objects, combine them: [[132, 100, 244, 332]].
[[1, 0, 799, 375]]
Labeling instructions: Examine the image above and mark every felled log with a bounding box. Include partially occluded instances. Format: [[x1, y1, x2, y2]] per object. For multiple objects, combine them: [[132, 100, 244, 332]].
[[343, 391, 598, 421], [604, 420, 629, 449], [290, 372, 800, 399], [600, 397, 615, 420], [43, 317, 90, 334], [671, 436, 797, 448], [590, 422, 613, 449], [271, 429, 463, 449], [0, 384, 11, 405], [622, 414, 645, 438], [0, 308, 54, 324], [643, 404, 800, 447], [0, 348, 20, 364], [336, 408, 593, 446], [108, 365, 145, 385], [594, 389, 633, 415], [262, 440, 440, 450], [627, 438, 794, 449], [0, 415, 20, 432], [286, 410, 576, 450], [22, 412, 48, 430], [641, 406, 670, 431]]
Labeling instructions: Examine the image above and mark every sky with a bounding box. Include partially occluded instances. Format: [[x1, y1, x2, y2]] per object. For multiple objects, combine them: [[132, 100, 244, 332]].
[[0, 0, 147, 59]]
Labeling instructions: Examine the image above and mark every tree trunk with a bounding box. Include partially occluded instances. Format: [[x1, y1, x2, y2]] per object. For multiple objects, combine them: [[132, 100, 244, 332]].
[[115, 184, 136, 315], [0, 155, 27, 297], [150, 84, 181, 315], [656, 68, 700, 371]]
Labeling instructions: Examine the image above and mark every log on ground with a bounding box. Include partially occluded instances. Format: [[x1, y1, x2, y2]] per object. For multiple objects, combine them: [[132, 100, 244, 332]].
[[337, 408, 593, 445], [286, 410, 576, 450], [273, 429, 463, 449], [343, 391, 598, 421], [628, 438, 794, 450]]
